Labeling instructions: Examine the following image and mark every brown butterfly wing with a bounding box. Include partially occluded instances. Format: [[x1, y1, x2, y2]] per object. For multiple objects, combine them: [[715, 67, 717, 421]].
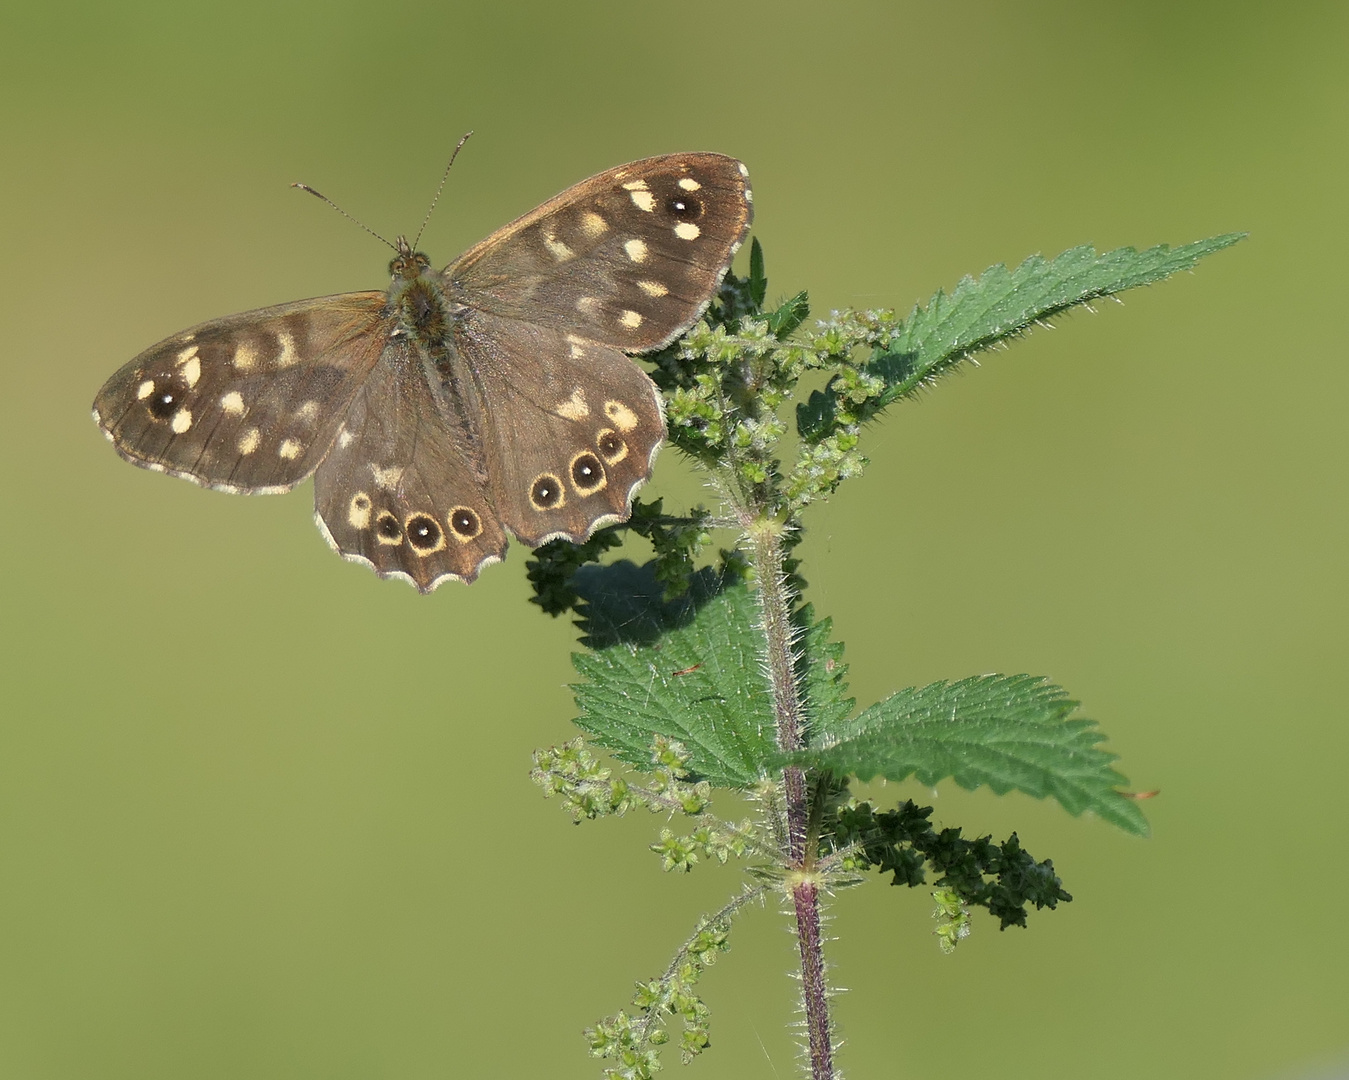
[[312, 339, 507, 590], [448, 153, 753, 352], [452, 312, 664, 546], [437, 153, 751, 546], [94, 294, 388, 492]]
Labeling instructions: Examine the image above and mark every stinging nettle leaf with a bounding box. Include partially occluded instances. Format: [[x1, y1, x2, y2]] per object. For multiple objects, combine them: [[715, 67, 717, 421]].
[[748, 237, 768, 310], [870, 235, 1245, 409], [570, 562, 772, 787], [787, 673, 1149, 836], [766, 291, 810, 338], [793, 604, 854, 743], [568, 562, 845, 788]]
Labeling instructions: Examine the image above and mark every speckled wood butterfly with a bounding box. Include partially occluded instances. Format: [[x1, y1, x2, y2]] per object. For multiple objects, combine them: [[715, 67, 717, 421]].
[[94, 153, 753, 591]]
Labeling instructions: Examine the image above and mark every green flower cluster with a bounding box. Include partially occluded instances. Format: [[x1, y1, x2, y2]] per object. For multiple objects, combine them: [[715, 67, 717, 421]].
[[587, 897, 757, 1079], [535, 736, 774, 1076], [531, 736, 764, 865], [826, 799, 1073, 933], [650, 241, 908, 518]]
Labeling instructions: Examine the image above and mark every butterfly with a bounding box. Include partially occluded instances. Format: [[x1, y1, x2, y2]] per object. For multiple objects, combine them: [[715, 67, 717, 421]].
[[93, 153, 753, 592]]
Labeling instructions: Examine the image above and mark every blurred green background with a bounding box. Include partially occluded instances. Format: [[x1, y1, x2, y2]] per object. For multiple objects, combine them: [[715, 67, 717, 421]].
[[2, 1, 1345, 1077]]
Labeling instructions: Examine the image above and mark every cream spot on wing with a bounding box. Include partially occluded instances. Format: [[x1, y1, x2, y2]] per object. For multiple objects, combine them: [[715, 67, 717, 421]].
[[180, 356, 201, 387], [233, 341, 259, 371], [745, 187, 753, 203], [678, 177, 701, 191], [348, 492, 372, 530], [220, 391, 245, 416], [180, 333, 196, 343], [738, 162, 749, 177], [604, 399, 639, 433], [621, 179, 649, 191], [295, 400, 320, 423], [637, 280, 668, 298], [565, 333, 587, 359], [730, 240, 742, 256], [580, 211, 608, 237], [278, 438, 302, 460], [170, 409, 193, 434], [174, 344, 199, 365], [136, 379, 155, 400], [619, 309, 643, 330], [674, 222, 700, 241], [238, 428, 261, 454], [542, 231, 574, 261], [275, 330, 300, 368], [370, 464, 405, 490], [624, 238, 648, 263], [556, 388, 589, 420], [629, 190, 656, 212], [337, 427, 354, 448], [575, 296, 601, 316]]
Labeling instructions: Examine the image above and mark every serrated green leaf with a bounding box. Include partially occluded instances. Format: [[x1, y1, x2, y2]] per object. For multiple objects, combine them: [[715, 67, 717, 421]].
[[569, 562, 846, 788], [767, 290, 810, 338], [570, 562, 774, 787], [795, 605, 853, 741], [790, 674, 1149, 835], [871, 235, 1244, 407], [748, 237, 768, 309]]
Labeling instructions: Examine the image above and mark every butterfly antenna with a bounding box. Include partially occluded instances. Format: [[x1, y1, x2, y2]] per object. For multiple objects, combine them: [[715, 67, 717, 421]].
[[291, 182, 397, 252], [413, 130, 474, 250]]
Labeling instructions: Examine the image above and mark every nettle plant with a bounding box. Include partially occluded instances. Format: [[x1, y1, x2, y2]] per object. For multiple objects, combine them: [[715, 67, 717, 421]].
[[526, 234, 1241, 1079]]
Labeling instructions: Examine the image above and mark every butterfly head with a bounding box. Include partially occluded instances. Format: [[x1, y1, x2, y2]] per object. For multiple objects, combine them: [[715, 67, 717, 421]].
[[389, 235, 432, 282], [387, 236, 450, 342]]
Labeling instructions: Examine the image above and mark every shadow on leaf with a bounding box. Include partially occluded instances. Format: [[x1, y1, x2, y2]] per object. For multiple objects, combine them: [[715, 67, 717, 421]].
[[573, 560, 733, 650]]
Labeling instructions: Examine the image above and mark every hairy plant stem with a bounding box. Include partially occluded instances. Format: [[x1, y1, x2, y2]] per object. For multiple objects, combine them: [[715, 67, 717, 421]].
[[630, 884, 768, 1049], [747, 522, 836, 1080]]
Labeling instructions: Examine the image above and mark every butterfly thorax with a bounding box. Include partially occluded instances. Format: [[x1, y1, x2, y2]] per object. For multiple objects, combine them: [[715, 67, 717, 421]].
[[388, 236, 453, 351]]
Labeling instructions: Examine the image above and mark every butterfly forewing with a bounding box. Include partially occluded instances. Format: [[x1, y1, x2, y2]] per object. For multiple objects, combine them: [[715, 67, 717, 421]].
[[448, 153, 752, 352], [312, 340, 507, 589], [95, 295, 388, 492]]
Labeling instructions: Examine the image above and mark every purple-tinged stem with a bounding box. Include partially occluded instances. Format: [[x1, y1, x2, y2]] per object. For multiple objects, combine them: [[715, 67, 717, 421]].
[[749, 523, 835, 1080]]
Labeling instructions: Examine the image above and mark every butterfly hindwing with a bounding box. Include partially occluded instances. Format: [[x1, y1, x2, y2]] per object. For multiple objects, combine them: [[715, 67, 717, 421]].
[[454, 311, 665, 546], [94, 295, 388, 492], [448, 153, 752, 352], [313, 340, 507, 589]]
